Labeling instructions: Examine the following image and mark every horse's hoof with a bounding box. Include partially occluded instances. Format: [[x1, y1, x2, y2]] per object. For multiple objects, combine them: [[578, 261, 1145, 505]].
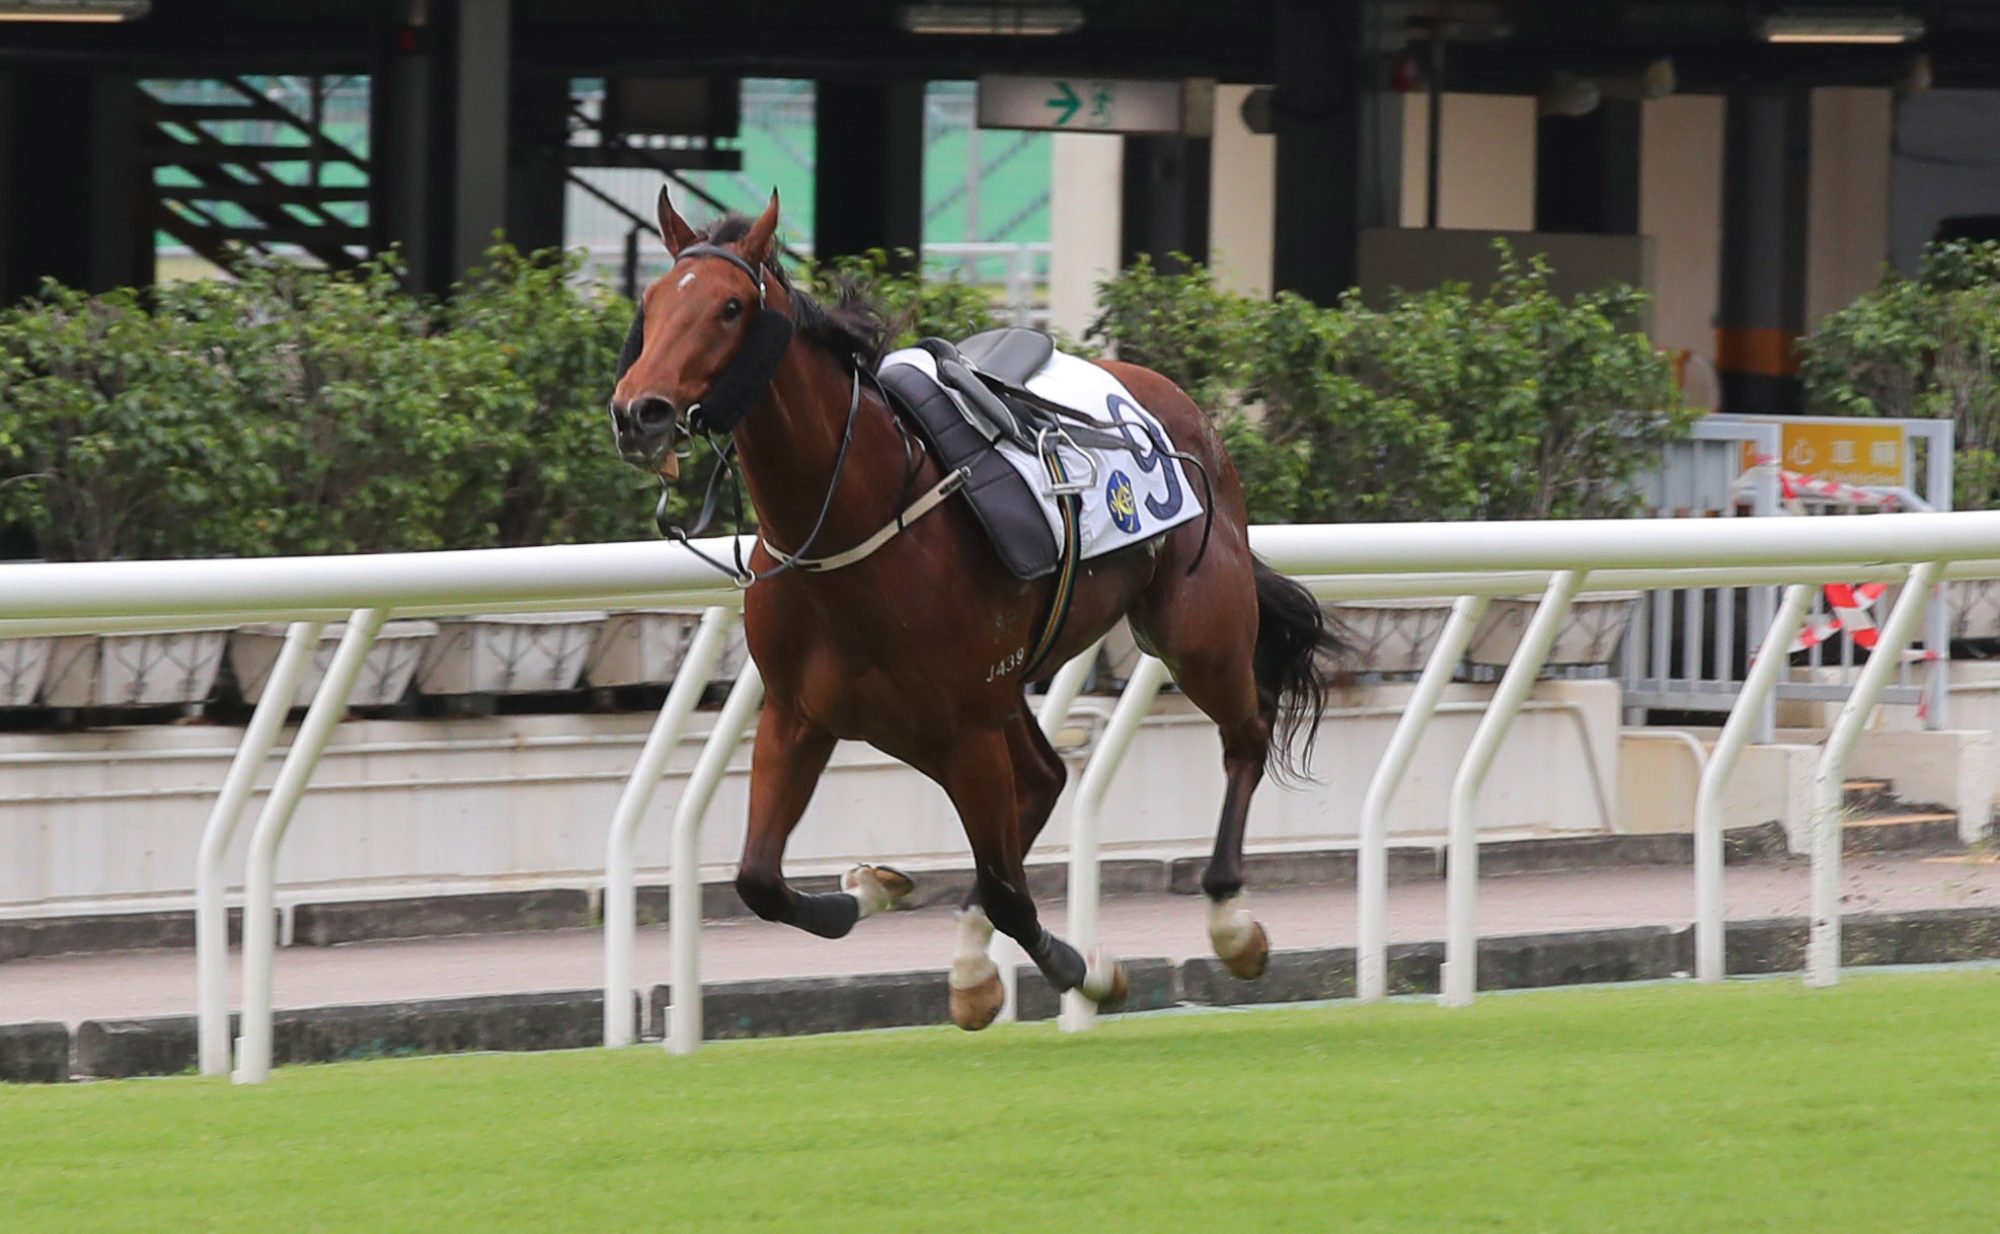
[[1221, 921, 1270, 980], [842, 863, 916, 914], [1079, 953, 1129, 1012], [949, 970, 1006, 1031], [1097, 961, 1130, 1012]]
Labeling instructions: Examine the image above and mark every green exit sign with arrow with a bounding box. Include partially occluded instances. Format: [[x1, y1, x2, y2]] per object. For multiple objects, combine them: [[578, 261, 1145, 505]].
[[977, 76, 1213, 136]]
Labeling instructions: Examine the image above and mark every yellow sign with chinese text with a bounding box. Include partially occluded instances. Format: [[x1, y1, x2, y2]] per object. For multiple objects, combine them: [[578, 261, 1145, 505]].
[[1739, 421, 1906, 488]]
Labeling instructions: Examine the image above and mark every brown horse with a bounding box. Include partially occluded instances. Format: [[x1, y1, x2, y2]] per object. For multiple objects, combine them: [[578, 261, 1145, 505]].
[[610, 190, 1336, 1029]]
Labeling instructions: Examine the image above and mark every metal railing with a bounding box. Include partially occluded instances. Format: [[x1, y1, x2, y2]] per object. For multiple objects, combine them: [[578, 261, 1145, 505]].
[[8, 514, 2000, 1078], [1625, 417, 1955, 738]]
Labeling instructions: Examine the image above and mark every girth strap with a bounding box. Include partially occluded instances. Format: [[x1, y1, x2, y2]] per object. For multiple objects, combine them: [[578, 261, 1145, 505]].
[[1020, 450, 1085, 680]]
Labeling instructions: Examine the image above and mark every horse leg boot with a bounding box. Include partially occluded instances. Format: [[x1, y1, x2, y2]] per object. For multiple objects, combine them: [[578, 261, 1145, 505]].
[[734, 707, 914, 938], [943, 729, 1125, 1026]]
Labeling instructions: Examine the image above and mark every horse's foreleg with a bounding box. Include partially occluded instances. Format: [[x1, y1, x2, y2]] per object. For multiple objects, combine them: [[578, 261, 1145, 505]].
[[942, 728, 1124, 1026], [948, 713, 1072, 1029], [734, 706, 912, 938]]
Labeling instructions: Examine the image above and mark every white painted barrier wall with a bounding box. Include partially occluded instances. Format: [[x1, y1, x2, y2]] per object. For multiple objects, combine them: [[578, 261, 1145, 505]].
[[0, 680, 1618, 914]]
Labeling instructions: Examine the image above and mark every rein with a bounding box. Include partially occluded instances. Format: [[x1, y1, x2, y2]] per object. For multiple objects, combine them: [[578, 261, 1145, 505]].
[[635, 243, 966, 587], [654, 362, 862, 588]]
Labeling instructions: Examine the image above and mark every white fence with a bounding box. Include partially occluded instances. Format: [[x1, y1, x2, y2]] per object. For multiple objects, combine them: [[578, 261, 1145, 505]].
[[9, 513, 2000, 1082]]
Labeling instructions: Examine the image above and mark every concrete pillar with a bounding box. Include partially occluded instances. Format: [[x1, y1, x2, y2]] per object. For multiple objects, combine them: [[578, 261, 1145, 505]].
[[0, 70, 149, 301], [1119, 135, 1210, 272], [371, 19, 434, 282], [439, 0, 511, 281], [373, 0, 512, 293], [1717, 88, 1810, 413], [1208, 84, 1276, 298], [1640, 95, 1727, 410], [1047, 132, 1123, 342], [813, 81, 924, 266], [506, 70, 571, 256], [1536, 100, 1640, 235], [1398, 92, 1536, 230], [1806, 87, 1892, 328], [1272, 0, 1404, 303]]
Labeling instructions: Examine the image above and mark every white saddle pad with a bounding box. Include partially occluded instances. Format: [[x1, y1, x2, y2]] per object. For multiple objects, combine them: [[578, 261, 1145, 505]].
[[879, 346, 1204, 561]]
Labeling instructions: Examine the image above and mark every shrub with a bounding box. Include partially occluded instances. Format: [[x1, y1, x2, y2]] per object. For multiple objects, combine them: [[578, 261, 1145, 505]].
[[1800, 239, 2000, 508], [0, 279, 289, 562], [0, 247, 670, 562], [449, 245, 661, 545], [805, 249, 1004, 353], [1090, 244, 1691, 524]]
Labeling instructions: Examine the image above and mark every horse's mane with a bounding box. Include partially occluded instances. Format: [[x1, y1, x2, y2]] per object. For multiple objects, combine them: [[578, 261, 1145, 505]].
[[697, 215, 887, 367]]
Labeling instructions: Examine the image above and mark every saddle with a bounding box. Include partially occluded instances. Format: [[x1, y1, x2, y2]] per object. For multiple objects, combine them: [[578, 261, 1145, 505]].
[[877, 328, 1078, 582]]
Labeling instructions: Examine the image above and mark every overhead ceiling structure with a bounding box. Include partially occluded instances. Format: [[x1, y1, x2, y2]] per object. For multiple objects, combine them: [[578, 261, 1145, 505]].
[[6, 2, 2000, 86]]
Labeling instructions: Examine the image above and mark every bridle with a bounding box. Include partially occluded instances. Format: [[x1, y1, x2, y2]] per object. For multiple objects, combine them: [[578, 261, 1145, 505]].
[[630, 243, 887, 589]]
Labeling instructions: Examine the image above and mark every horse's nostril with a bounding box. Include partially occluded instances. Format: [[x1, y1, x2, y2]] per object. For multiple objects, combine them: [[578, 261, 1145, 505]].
[[631, 396, 678, 435]]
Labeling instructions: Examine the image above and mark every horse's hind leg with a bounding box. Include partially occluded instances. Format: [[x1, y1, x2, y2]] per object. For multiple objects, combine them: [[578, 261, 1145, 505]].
[[940, 725, 1123, 1025], [949, 712, 1068, 1030], [1198, 715, 1276, 978], [734, 704, 914, 937], [1131, 568, 1277, 979]]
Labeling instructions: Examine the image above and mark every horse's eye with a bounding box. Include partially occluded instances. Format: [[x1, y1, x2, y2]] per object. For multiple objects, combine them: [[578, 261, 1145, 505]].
[[721, 298, 743, 321]]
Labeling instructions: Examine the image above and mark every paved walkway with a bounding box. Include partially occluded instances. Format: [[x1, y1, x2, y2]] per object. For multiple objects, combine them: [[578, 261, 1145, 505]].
[[3, 852, 1993, 1027]]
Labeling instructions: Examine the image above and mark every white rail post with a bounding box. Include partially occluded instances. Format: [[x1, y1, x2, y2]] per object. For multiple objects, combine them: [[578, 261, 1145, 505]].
[[195, 619, 323, 1077], [1061, 652, 1169, 1034], [1808, 559, 1942, 988], [1694, 583, 1813, 983], [1357, 594, 1489, 1003], [994, 642, 1105, 1024], [233, 609, 386, 1085], [602, 606, 735, 1049], [1441, 571, 1585, 1008], [666, 661, 765, 1056]]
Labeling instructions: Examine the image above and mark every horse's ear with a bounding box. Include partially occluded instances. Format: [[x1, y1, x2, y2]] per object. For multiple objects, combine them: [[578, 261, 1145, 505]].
[[742, 189, 781, 266], [657, 186, 697, 257]]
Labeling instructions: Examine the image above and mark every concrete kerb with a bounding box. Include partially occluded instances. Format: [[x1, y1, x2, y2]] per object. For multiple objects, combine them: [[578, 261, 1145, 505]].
[[1, 826, 1805, 960], [21, 904, 1998, 1081], [73, 989, 641, 1080], [645, 959, 1184, 1041], [0, 1021, 71, 1083], [0, 907, 262, 964]]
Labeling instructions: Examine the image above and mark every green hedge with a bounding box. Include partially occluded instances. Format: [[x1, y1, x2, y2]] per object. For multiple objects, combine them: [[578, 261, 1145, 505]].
[[0, 241, 1689, 562], [1800, 240, 2000, 509], [1089, 245, 1692, 524], [0, 247, 661, 562]]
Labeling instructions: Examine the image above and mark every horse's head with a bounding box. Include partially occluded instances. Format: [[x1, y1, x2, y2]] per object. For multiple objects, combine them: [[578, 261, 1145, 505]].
[[609, 189, 793, 478]]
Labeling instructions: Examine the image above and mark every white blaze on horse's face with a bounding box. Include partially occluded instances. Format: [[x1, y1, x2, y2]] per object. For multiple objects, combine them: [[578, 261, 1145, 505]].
[[677, 271, 697, 291]]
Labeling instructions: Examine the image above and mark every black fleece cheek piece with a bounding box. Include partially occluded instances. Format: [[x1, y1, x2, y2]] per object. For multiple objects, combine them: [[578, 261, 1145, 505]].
[[616, 309, 646, 380], [686, 307, 794, 435]]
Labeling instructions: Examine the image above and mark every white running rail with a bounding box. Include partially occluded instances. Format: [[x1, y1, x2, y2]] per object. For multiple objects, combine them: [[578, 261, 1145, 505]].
[[8, 514, 2000, 1079]]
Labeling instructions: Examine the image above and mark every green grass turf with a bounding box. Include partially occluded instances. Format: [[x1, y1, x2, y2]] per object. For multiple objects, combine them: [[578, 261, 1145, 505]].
[[3, 971, 1996, 1233]]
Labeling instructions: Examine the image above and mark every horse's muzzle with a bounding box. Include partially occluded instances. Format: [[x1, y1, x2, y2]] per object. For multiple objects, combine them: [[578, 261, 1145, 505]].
[[608, 395, 683, 479]]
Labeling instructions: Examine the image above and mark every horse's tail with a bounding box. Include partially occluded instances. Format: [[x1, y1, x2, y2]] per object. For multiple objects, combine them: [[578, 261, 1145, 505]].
[[1252, 557, 1347, 785]]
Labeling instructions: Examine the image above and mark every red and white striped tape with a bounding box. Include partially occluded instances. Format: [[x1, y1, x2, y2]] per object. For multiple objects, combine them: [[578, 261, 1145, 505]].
[[1735, 456, 1904, 516]]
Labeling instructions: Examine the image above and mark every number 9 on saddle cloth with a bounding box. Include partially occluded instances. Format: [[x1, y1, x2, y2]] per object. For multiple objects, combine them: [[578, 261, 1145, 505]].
[[877, 327, 1209, 583]]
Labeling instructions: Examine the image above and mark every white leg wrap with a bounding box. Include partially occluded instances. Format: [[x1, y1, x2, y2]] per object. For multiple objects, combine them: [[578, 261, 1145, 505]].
[[842, 865, 893, 920], [1208, 894, 1259, 960], [1077, 949, 1119, 1002], [950, 907, 1000, 991]]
